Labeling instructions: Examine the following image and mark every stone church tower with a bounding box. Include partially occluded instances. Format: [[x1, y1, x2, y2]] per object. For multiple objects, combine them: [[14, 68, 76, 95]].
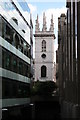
[[34, 12, 55, 81]]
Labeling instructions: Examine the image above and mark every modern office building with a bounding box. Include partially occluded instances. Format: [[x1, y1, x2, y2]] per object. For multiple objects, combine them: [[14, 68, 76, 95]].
[[57, 1, 80, 118], [34, 13, 55, 82], [0, 0, 33, 119], [57, 13, 66, 104], [56, 49, 59, 87]]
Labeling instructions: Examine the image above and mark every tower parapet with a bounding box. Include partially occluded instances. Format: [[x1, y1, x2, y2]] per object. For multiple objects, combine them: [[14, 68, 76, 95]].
[[34, 12, 55, 38]]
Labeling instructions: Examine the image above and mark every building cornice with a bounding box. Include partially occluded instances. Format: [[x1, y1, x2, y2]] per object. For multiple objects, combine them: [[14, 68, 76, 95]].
[[34, 32, 55, 38]]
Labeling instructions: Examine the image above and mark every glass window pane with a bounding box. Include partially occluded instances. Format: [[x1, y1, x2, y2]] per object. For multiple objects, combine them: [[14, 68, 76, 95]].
[[41, 66, 47, 77]]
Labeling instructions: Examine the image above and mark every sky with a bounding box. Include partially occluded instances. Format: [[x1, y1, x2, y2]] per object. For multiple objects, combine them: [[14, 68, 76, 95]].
[[27, 1, 67, 62]]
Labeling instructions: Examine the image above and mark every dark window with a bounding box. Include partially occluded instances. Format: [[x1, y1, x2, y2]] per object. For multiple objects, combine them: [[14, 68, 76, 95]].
[[18, 38, 23, 52], [12, 56, 17, 72], [41, 53, 46, 59], [23, 63, 27, 76], [42, 40, 46, 52], [2, 18, 6, 39], [41, 65, 47, 77], [2, 49, 11, 70], [15, 34, 19, 49], [2, 77, 30, 99], [2, 80, 10, 98], [19, 61, 23, 74]]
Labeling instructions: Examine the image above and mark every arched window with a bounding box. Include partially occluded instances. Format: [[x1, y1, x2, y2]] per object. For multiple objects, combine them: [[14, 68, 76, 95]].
[[41, 65, 47, 77], [42, 40, 46, 52]]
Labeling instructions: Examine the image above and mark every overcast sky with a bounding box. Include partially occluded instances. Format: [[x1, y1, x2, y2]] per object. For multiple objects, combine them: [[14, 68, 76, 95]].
[[28, 1, 67, 62]]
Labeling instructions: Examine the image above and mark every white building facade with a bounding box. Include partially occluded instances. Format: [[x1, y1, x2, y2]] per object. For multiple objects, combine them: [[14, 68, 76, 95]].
[[34, 13, 55, 81]]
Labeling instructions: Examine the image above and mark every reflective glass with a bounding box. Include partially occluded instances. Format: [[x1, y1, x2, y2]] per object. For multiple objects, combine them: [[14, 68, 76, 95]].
[[0, 0, 30, 44], [18, 1, 30, 12]]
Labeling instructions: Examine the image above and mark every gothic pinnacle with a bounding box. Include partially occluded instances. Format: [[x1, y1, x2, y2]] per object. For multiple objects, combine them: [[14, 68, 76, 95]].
[[35, 14, 40, 32], [42, 12, 47, 31], [49, 14, 54, 32]]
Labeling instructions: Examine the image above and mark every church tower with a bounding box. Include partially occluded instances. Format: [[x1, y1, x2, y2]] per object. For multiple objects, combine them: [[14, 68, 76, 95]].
[[34, 13, 55, 81]]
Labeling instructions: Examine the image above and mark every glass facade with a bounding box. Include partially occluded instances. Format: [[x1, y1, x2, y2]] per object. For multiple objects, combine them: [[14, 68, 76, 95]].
[[2, 77, 30, 99], [0, 15, 30, 58], [18, 1, 30, 12], [0, 0, 31, 109], [1, 46, 30, 77]]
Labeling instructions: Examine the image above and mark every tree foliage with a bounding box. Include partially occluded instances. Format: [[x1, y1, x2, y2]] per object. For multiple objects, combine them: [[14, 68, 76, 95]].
[[31, 81, 57, 96]]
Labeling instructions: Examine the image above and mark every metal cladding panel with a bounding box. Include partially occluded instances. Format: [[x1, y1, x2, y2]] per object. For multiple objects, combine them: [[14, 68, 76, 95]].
[[2, 98, 30, 108]]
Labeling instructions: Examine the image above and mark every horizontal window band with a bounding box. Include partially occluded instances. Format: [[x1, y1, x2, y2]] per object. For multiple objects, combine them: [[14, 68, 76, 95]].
[[0, 13, 30, 44], [0, 37, 30, 64], [2, 77, 30, 99], [0, 46, 31, 78], [0, 67, 30, 83]]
